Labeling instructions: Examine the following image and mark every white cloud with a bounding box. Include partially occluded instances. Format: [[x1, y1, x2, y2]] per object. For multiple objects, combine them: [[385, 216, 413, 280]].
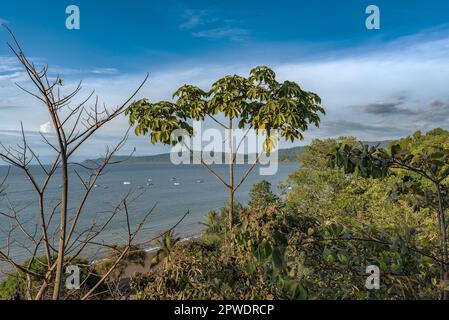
[[2, 27, 449, 158], [0, 56, 21, 72], [58, 28, 449, 145], [90, 68, 120, 75], [39, 122, 52, 134]]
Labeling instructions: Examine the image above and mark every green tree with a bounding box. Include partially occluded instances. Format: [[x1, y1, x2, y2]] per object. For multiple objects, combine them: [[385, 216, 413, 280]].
[[248, 180, 280, 208], [298, 137, 358, 169], [328, 133, 449, 299], [126, 66, 324, 241]]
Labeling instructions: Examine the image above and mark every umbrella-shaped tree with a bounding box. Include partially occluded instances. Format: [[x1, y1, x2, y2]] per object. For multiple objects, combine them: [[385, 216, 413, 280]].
[[126, 66, 325, 242]]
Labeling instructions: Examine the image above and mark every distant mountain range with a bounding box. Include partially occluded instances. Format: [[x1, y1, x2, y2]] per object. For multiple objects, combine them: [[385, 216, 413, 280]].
[[84, 140, 391, 165]]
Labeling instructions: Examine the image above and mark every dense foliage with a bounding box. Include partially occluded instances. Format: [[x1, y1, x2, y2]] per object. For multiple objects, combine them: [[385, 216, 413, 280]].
[[0, 256, 100, 300], [126, 66, 324, 145], [128, 130, 449, 300], [328, 129, 449, 299], [4, 130, 446, 300]]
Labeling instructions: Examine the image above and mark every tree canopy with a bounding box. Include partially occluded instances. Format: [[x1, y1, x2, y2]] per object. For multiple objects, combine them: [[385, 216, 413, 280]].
[[126, 66, 325, 147], [126, 66, 325, 240]]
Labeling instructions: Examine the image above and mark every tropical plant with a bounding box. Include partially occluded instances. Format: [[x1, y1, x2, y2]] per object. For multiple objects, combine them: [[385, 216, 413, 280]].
[[248, 180, 280, 208], [328, 130, 449, 299], [151, 230, 181, 267], [130, 134, 448, 300], [201, 209, 227, 247], [126, 66, 325, 242]]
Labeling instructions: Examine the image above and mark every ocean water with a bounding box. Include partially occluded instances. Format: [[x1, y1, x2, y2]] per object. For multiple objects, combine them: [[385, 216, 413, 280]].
[[0, 162, 298, 265]]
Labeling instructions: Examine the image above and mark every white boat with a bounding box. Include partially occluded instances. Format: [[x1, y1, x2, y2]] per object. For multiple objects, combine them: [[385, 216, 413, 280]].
[[123, 181, 131, 185], [173, 182, 181, 186], [148, 178, 153, 182]]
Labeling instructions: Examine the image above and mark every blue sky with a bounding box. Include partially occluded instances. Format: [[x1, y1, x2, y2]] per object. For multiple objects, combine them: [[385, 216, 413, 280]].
[[1, 1, 449, 159], [2, 0, 449, 70]]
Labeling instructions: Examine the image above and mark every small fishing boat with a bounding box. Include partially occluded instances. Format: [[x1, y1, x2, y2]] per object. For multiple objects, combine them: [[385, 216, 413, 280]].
[[123, 181, 131, 185], [196, 180, 204, 184], [173, 182, 181, 186]]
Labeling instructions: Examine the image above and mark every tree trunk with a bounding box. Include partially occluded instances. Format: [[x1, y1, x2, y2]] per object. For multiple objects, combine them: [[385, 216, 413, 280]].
[[228, 119, 234, 241], [436, 183, 448, 300], [228, 187, 234, 235], [38, 194, 52, 268], [52, 153, 68, 300]]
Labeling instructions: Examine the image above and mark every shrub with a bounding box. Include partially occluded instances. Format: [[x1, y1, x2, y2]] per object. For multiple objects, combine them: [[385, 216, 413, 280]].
[[0, 256, 100, 300]]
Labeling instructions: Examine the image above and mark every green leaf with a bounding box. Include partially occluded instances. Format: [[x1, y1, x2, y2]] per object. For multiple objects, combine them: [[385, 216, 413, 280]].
[[272, 247, 285, 271], [391, 144, 401, 157], [254, 241, 272, 262], [273, 230, 288, 246]]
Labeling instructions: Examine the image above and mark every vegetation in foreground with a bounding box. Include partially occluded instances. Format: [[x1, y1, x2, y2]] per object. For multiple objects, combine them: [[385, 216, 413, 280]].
[[2, 129, 448, 300], [128, 129, 448, 300]]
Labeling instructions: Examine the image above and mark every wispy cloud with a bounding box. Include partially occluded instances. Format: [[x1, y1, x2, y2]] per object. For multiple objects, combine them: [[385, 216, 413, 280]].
[[0, 56, 25, 81], [412, 99, 449, 125], [0, 71, 23, 81], [318, 119, 406, 137], [180, 9, 249, 41], [359, 101, 416, 115], [91, 68, 120, 75], [47, 66, 120, 76], [179, 9, 213, 30], [0, 56, 119, 83], [0, 56, 20, 72], [192, 27, 249, 41]]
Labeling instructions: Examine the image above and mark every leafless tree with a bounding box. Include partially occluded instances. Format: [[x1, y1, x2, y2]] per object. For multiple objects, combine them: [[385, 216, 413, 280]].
[[0, 28, 154, 300]]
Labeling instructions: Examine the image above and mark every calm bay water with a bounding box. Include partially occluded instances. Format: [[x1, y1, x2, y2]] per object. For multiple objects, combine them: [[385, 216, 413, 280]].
[[0, 162, 298, 264]]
